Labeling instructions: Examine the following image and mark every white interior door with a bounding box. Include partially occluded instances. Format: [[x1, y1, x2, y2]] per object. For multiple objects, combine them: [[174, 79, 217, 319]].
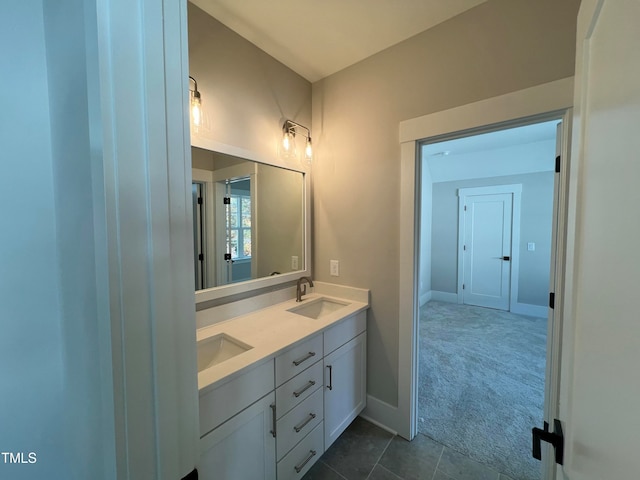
[[558, 1, 640, 478], [459, 186, 521, 310]]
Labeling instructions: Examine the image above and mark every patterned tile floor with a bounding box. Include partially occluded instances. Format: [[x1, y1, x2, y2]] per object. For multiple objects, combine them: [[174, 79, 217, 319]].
[[303, 417, 515, 480]]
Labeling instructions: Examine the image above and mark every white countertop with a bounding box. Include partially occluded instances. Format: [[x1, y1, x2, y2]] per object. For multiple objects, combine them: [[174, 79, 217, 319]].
[[197, 291, 369, 394]]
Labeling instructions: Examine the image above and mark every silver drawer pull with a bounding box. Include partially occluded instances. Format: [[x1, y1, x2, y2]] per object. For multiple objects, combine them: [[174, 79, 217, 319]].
[[293, 413, 317, 433], [292, 351, 316, 366], [294, 449, 317, 473], [293, 380, 316, 398]]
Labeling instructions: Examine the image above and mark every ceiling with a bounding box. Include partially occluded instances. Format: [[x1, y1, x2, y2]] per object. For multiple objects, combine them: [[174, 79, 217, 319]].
[[423, 120, 559, 183], [190, 0, 487, 82]]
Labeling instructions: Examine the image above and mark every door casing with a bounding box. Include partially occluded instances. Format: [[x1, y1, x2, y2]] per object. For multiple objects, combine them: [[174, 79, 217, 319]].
[[392, 77, 574, 480]]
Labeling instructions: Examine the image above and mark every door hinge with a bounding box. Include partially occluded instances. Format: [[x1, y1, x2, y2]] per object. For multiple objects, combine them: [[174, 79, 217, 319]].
[[549, 292, 555, 309], [464, 205, 467, 211], [463, 245, 466, 251], [555, 155, 561, 173], [198, 253, 204, 261], [223, 196, 231, 205], [462, 284, 465, 290], [181, 468, 198, 480], [197, 196, 203, 205], [224, 253, 232, 261], [532, 419, 564, 465]]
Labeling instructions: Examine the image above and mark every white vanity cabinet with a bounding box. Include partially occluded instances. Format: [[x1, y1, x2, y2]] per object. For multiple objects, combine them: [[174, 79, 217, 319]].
[[274, 334, 325, 479], [197, 297, 368, 480], [198, 360, 276, 480], [323, 311, 367, 448], [199, 392, 276, 480]]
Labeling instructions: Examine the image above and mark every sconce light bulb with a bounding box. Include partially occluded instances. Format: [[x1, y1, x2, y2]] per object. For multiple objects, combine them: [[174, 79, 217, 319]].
[[191, 93, 202, 127], [283, 131, 292, 152], [305, 138, 313, 160]]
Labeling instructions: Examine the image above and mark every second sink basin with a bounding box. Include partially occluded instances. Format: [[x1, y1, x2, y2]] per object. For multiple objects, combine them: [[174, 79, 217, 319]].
[[197, 333, 253, 372], [287, 297, 351, 319]]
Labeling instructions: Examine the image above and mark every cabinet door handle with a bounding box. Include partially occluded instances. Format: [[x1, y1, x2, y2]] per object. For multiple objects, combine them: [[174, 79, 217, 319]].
[[293, 413, 317, 433], [293, 380, 316, 398], [326, 365, 333, 391], [270, 404, 276, 438], [294, 449, 317, 473], [293, 351, 316, 366]]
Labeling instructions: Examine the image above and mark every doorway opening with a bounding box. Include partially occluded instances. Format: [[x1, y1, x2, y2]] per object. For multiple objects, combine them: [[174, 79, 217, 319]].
[[417, 119, 560, 480]]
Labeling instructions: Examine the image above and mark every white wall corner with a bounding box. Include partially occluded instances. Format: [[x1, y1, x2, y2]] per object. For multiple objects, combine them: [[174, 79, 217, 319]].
[[419, 290, 433, 307], [361, 395, 401, 437]]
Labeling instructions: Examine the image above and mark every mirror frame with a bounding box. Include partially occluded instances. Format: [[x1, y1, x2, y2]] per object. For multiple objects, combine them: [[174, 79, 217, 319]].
[[192, 136, 311, 305]]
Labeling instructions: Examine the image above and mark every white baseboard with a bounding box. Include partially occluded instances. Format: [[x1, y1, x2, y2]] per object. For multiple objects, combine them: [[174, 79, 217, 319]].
[[361, 394, 401, 437], [418, 290, 432, 307], [511, 302, 548, 318], [429, 291, 458, 303]]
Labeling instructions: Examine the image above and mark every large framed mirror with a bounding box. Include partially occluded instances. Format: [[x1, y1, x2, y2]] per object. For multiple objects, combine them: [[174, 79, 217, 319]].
[[192, 137, 311, 305]]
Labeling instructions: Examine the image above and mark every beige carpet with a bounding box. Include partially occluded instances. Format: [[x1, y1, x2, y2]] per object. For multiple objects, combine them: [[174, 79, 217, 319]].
[[418, 301, 547, 480]]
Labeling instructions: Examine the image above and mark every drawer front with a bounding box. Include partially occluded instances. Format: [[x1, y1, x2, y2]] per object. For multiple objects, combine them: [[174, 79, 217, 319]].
[[275, 334, 323, 386], [324, 310, 366, 354], [199, 359, 274, 437], [276, 360, 323, 418], [277, 421, 324, 480], [276, 388, 324, 461]]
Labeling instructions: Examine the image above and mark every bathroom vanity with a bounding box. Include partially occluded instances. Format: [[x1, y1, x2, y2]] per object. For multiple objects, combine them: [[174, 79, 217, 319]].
[[196, 284, 369, 480]]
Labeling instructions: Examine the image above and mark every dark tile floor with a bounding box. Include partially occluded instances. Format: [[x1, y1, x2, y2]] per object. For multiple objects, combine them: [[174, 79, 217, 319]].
[[303, 417, 515, 480]]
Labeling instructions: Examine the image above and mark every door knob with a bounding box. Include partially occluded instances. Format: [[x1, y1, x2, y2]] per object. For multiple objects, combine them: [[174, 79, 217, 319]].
[[502, 256, 510, 261]]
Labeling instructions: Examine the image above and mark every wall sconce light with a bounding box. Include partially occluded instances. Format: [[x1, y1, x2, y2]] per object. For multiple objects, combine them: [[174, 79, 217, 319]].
[[189, 76, 202, 129], [282, 119, 313, 162]]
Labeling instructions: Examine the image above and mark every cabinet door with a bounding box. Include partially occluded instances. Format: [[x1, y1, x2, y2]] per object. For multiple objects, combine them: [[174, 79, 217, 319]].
[[199, 392, 276, 480], [323, 332, 367, 448]]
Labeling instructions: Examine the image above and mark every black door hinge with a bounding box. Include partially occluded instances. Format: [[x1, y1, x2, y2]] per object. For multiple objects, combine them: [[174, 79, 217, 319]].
[[181, 468, 198, 480], [198, 253, 204, 261], [532, 419, 564, 465], [197, 196, 203, 205], [549, 292, 555, 309], [555, 155, 561, 173], [223, 196, 231, 205], [224, 253, 232, 261]]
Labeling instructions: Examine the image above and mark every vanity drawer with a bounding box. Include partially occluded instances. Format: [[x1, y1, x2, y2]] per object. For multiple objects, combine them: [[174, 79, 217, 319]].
[[199, 359, 274, 437], [276, 360, 323, 418], [324, 310, 366, 354], [276, 388, 324, 461], [277, 421, 324, 480], [275, 334, 323, 387]]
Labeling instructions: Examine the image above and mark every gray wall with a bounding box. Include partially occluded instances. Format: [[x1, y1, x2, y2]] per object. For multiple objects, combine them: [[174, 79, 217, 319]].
[[312, 0, 580, 406], [431, 172, 555, 306], [188, 3, 311, 160]]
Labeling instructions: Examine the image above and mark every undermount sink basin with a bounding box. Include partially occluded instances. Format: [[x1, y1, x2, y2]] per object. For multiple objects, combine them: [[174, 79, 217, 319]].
[[197, 333, 253, 372], [287, 297, 351, 319]]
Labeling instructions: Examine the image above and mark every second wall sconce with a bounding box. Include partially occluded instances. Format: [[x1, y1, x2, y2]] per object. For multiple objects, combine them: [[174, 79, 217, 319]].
[[189, 76, 202, 129], [282, 119, 312, 163]]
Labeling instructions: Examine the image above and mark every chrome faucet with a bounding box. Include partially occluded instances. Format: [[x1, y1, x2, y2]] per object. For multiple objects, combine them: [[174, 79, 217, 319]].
[[296, 276, 314, 302]]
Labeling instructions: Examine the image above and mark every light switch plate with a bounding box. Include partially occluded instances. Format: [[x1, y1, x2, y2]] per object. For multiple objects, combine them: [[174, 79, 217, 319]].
[[291, 256, 299, 270], [527, 242, 536, 251]]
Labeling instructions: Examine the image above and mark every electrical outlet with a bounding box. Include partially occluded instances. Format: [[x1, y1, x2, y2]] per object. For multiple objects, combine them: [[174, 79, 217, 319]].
[[330, 260, 340, 277], [291, 256, 299, 270], [528, 242, 536, 251]]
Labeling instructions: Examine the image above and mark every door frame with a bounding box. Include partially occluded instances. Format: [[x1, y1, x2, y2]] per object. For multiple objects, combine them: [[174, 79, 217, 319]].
[[457, 184, 522, 310], [396, 77, 574, 479]]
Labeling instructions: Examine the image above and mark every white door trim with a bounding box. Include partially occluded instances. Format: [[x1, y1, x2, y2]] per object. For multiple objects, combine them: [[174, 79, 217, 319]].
[[457, 184, 522, 311], [396, 77, 573, 451]]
